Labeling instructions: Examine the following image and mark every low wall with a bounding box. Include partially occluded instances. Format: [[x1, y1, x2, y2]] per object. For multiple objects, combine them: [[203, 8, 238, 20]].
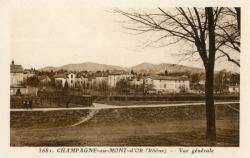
[[10, 86, 38, 96], [11, 92, 93, 109]]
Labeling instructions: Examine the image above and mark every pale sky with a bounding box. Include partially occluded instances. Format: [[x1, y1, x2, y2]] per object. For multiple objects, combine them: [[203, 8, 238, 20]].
[[11, 0, 239, 72]]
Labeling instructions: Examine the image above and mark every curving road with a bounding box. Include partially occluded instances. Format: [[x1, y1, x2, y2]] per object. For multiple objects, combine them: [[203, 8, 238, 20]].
[[10, 101, 239, 112]]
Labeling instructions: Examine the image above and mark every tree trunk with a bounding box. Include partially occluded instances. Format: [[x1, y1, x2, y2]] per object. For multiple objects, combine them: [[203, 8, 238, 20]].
[[235, 7, 241, 31], [205, 66, 216, 146], [205, 7, 216, 146]]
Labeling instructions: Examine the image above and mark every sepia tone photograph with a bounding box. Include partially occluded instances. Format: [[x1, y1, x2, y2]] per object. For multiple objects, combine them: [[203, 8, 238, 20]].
[[9, 1, 240, 148]]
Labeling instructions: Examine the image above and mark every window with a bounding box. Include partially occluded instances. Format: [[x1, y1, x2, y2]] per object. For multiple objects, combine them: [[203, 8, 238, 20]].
[[71, 80, 73, 84], [71, 74, 73, 78]]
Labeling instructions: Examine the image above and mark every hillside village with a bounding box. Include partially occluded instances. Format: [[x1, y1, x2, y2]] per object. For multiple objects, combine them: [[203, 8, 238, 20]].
[[10, 60, 240, 96]]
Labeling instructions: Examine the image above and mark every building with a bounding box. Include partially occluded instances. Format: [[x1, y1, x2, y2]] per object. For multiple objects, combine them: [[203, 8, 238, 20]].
[[10, 61, 38, 96], [144, 77, 153, 85], [10, 61, 27, 95], [108, 73, 133, 88], [10, 60, 24, 86], [54, 74, 67, 88], [228, 85, 240, 93], [23, 69, 35, 81], [75, 74, 90, 89], [54, 72, 76, 88], [66, 73, 76, 87], [129, 77, 144, 86], [149, 76, 190, 93], [95, 73, 108, 86], [88, 76, 97, 89]]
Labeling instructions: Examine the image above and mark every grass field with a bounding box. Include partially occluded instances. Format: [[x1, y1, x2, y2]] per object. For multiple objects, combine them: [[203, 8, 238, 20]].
[[10, 103, 239, 146]]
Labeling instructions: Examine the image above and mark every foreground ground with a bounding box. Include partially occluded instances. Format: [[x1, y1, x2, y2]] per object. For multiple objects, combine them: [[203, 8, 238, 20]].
[[10, 102, 239, 146]]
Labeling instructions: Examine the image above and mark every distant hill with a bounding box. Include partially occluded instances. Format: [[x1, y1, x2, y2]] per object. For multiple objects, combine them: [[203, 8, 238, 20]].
[[131, 62, 204, 74], [131, 62, 158, 71], [39, 62, 128, 72], [38, 62, 239, 74], [39, 66, 58, 72], [39, 62, 206, 73]]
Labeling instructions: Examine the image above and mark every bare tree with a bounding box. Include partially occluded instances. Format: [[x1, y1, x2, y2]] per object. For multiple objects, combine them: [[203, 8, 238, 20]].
[[113, 7, 240, 146], [215, 8, 240, 66]]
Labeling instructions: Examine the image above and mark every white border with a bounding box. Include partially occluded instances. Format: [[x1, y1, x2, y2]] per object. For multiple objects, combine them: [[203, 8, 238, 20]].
[[1, 0, 249, 158]]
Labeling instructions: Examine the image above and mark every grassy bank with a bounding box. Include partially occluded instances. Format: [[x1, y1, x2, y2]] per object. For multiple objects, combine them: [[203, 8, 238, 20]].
[[11, 104, 239, 146]]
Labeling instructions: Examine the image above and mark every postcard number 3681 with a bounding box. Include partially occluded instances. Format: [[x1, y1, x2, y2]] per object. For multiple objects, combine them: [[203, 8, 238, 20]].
[[38, 148, 53, 154]]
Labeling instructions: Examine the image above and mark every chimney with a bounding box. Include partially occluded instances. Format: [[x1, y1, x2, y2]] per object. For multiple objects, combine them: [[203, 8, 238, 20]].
[[11, 60, 14, 65]]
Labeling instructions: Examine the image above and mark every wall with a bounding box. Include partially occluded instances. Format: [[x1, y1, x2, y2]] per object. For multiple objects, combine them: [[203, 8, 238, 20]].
[[11, 92, 93, 109], [66, 73, 76, 88], [10, 87, 27, 95], [10, 86, 38, 96], [55, 78, 66, 87], [10, 73, 24, 86]]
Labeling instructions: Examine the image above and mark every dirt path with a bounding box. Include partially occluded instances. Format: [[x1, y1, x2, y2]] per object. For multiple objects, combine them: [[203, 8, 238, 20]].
[[71, 109, 99, 127]]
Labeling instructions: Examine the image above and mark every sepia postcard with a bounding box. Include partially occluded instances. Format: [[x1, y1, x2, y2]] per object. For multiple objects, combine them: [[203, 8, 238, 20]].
[[0, 0, 249, 157]]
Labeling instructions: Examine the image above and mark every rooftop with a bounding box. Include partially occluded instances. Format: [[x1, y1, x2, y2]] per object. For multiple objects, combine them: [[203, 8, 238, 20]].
[[10, 64, 23, 73], [54, 73, 67, 79], [95, 73, 109, 77], [149, 75, 189, 81]]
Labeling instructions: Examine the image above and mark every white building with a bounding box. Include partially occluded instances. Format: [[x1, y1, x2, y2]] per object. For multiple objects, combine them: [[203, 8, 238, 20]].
[[129, 77, 144, 86], [108, 73, 133, 88], [67, 73, 76, 87], [75, 76, 89, 88], [10, 61, 26, 95], [54, 72, 76, 88], [95, 73, 108, 86], [96, 76, 108, 84], [10, 61, 24, 86], [149, 76, 190, 93], [10, 61, 37, 95], [228, 85, 240, 93]]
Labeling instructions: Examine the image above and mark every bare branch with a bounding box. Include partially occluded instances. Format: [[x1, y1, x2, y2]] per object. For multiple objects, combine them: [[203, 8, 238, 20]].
[[217, 49, 240, 67], [113, 7, 239, 67]]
